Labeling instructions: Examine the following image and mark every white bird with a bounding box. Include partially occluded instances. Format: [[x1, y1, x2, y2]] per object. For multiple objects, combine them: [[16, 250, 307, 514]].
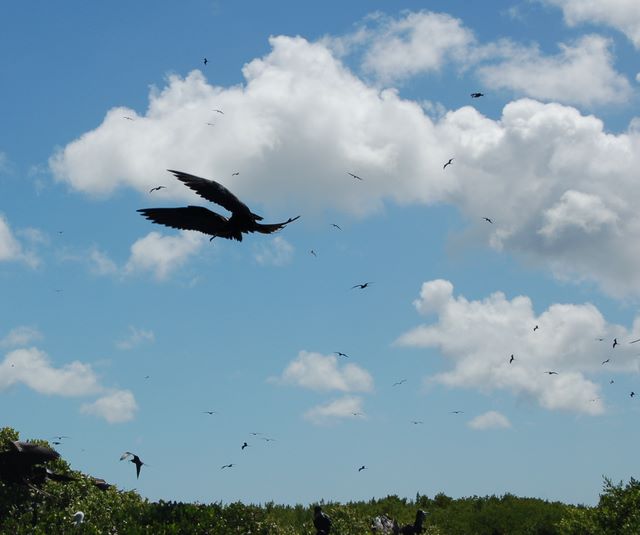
[[72, 511, 85, 526]]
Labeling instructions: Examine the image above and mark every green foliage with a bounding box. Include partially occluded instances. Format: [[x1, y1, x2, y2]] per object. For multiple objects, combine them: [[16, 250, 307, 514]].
[[2, 427, 639, 535]]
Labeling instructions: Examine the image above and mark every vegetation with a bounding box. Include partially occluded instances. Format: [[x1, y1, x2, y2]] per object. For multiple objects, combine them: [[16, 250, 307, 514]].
[[1, 427, 639, 534]]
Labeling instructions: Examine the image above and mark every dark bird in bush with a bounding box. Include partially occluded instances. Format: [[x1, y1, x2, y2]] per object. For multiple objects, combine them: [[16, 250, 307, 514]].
[[313, 505, 332, 535], [120, 452, 145, 479], [0, 441, 64, 486], [138, 170, 300, 242]]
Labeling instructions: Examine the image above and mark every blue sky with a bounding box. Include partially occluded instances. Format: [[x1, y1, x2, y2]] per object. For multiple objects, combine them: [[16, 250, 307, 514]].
[[2, 0, 640, 506]]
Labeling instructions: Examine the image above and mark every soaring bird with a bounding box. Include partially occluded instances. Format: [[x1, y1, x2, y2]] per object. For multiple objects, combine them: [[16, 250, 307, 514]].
[[483, 217, 493, 224], [213, 109, 224, 114], [613, 338, 619, 348], [392, 379, 407, 386], [138, 170, 300, 242], [203, 410, 217, 415], [509, 354, 515, 364], [470, 92, 484, 98], [203, 57, 208, 65], [450, 410, 464, 414], [533, 325, 539, 331], [631, 392, 636, 398], [358, 465, 367, 472], [241, 442, 249, 450], [149, 186, 166, 193], [331, 223, 342, 230], [411, 420, 424, 425], [310, 250, 317, 257], [220, 463, 234, 469], [443, 158, 454, 170], [544, 371, 558, 375], [334, 352, 349, 358], [347, 172, 363, 180], [602, 359, 611, 365], [232, 171, 239, 176], [120, 452, 145, 479], [351, 282, 372, 290]]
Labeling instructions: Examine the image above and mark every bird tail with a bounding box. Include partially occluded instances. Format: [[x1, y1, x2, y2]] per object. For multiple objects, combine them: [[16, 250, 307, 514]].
[[254, 216, 300, 234]]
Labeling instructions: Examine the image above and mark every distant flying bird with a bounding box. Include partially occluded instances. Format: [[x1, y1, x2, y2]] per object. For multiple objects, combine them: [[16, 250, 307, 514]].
[[203, 410, 217, 415], [120, 452, 145, 479], [392, 379, 407, 386], [602, 359, 611, 365], [51, 441, 62, 446], [613, 338, 619, 348], [334, 352, 349, 358], [232, 172, 239, 176], [51, 436, 69, 441], [629, 338, 640, 344], [149, 186, 166, 193], [310, 250, 317, 257], [203, 57, 208, 65], [261, 437, 276, 442], [347, 172, 363, 180], [123, 116, 134, 121], [533, 325, 539, 331], [249, 432, 262, 436], [411, 420, 424, 425], [352, 412, 363, 417], [241, 442, 249, 450], [509, 354, 515, 364], [206, 122, 215, 126], [144, 375, 151, 379], [470, 92, 485, 98], [450, 410, 464, 414], [331, 223, 342, 230], [443, 158, 454, 170], [358, 465, 367, 472], [544, 371, 558, 375], [596, 337, 604, 341], [352, 282, 372, 290], [631, 392, 636, 398], [483, 217, 493, 224], [610, 379, 615, 384], [138, 170, 300, 242], [213, 109, 224, 114], [220, 463, 234, 469]]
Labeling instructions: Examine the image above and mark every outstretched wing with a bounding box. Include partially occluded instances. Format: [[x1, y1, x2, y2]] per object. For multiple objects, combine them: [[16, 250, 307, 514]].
[[137, 206, 229, 236], [167, 170, 261, 220], [253, 215, 300, 235], [120, 452, 133, 461]]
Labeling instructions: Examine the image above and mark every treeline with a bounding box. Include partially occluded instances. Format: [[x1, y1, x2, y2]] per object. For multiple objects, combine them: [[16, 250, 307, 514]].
[[1, 428, 639, 534]]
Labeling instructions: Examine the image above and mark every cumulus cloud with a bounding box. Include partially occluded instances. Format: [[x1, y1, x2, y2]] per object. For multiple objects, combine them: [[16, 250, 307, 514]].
[[397, 279, 640, 415], [0, 214, 39, 267], [543, 0, 640, 48], [124, 231, 205, 280], [0, 347, 101, 396], [49, 33, 640, 296], [304, 396, 365, 425], [468, 411, 511, 430], [477, 35, 632, 106], [253, 236, 294, 266], [0, 326, 42, 348], [116, 326, 155, 350], [89, 247, 119, 276], [274, 351, 374, 392], [80, 390, 138, 424]]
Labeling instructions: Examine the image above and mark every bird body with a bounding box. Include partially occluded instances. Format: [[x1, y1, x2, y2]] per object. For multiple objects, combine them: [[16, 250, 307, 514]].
[[509, 354, 515, 364], [443, 158, 454, 169], [358, 465, 367, 472], [347, 172, 363, 180], [483, 217, 493, 224], [120, 452, 145, 479], [470, 92, 484, 98], [352, 282, 372, 290], [138, 170, 300, 241], [313, 506, 332, 534], [334, 352, 349, 358]]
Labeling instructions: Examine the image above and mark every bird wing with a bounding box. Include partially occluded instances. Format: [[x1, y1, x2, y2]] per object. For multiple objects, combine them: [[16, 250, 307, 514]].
[[120, 452, 134, 461], [137, 206, 230, 235], [252, 216, 301, 234], [167, 170, 260, 220]]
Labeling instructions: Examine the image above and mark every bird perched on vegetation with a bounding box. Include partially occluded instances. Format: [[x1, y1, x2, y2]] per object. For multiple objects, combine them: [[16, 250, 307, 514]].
[[313, 505, 332, 534], [0, 441, 67, 487], [72, 511, 85, 526], [138, 170, 300, 242], [120, 452, 145, 479]]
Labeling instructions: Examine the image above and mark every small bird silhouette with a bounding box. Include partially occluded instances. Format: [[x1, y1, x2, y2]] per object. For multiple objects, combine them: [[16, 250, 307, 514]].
[[331, 223, 342, 230], [241, 442, 249, 450], [509, 354, 515, 364], [392, 379, 407, 386], [443, 158, 454, 170], [334, 352, 349, 358], [213, 109, 224, 114], [203, 410, 217, 415], [544, 371, 558, 375], [411, 420, 424, 425], [613, 338, 619, 348], [470, 92, 485, 98], [123, 116, 134, 121], [631, 392, 636, 398], [310, 250, 317, 257], [352, 282, 372, 290], [358, 465, 367, 472], [450, 410, 464, 414], [120, 452, 145, 479], [232, 171, 239, 176], [220, 463, 234, 469], [347, 172, 363, 180], [483, 217, 493, 224], [602, 359, 611, 365], [149, 186, 166, 193], [51, 435, 70, 441], [203, 57, 208, 65], [533, 325, 539, 331], [609, 379, 615, 384]]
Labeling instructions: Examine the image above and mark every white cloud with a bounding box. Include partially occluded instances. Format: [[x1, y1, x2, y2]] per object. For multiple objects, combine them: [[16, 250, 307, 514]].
[[0, 326, 43, 348], [0, 214, 39, 267], [253, 236, 294, 266], [397, 279, 640, 415], [275, 351, 374, 392], [116, 326, 155, 350], [48, 34, 640, 296], [124, 231, 205, 280], [80, 390, 138, 423], [89, 247, 119, 276], [304, 396, 365, 425], [360, 11, 475, 83], [543, 0, 640, 48], [0, 347, 101, 396], [468, 411, 511, 430], [477, 35, 632, 106]]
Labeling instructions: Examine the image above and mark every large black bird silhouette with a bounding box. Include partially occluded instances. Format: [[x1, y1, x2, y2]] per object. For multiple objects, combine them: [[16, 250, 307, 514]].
[[138, 170, 300, 242], [120, 452, 145, 479]]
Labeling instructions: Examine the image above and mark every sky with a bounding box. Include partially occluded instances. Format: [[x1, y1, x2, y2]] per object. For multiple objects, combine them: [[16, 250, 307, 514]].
[[2, 0, 640, 507]]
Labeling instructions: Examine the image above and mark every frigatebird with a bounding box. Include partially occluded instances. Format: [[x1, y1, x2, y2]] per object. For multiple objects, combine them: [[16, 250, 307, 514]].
[[334, 352, 349, 358], [509, 354, 515, 364], [120, 452, 145, 479], [602, 359, 611, 365], [241, 442, 249, 450], [331, 223, 342, 230], [613, 338, 619, 348], [450, 410, 464, 414], [358, 465, 367, 472], [533, 325, 539, 331], [393, 379, 407, 386], [203, 58, 208, 66], [347, 172, 363, 180], [221, 463, 234, 469], [544, 371, 558, 375], [483, 217, 493, 224], [443, 158, 454, 170], [149, 186, 166, 193], [352, 282, 372, 290], [213, 109, 224, 114], [470, 92, 484, 98], [138, 170, 300, 242]]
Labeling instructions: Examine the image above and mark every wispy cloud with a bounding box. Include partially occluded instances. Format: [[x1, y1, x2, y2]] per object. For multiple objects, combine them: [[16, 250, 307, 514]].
[[0, 326, 43, 348], [304, 396, 365, 425], [116, 326, 155, 350], [0, 213, 40, 268], [254, 236, 294, 266], [468, 411, 511, 430]]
